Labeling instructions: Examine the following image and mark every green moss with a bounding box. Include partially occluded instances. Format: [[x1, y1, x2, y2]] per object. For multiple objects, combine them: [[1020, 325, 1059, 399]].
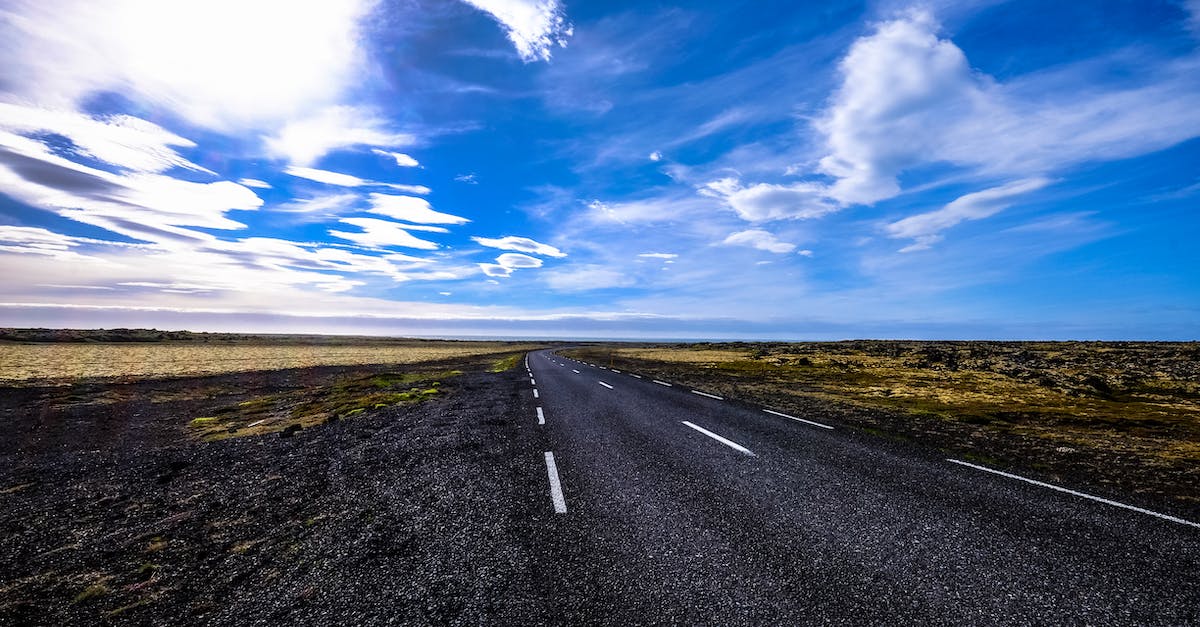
[[73, 583, 109, 604], [189, 369, 458, 440], [489, 353, 523, 372]]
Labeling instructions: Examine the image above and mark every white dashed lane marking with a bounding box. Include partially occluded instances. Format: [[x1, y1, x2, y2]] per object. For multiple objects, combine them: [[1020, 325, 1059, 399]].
[[544, 452, 567, 514], [536, 407, 545, 425], [691, 390, 723, 400], [947, 459, 1200, 529], [653, 380, 672, 387], [598, 381, 613, 389], [681, 421, 755, 456], [763, 409, 833, 430]]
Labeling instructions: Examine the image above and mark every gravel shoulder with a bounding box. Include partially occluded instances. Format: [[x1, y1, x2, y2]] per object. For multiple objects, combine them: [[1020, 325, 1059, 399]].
[[0, 357, 549, 625]]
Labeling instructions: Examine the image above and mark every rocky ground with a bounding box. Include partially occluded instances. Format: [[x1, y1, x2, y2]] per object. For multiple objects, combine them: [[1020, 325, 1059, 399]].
[[0, 357, 552, 625]]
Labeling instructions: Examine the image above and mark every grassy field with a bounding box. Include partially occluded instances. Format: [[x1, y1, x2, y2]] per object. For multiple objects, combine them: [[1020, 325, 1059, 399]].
[[0, 341, 545, 384], [564, 341, 1200, 508]]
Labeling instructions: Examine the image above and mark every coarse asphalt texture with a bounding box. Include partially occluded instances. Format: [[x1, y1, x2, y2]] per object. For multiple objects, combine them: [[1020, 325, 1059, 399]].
[[524, 349, 1200, 625], [1, 350, 1198, 625]]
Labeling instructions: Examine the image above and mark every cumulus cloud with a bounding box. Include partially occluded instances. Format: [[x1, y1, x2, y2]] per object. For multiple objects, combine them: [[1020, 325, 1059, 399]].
[[459, 0, 573, 62], [265, 106, 416, 166], [700, 177, 836, 222], [886, 177, 1050, 252], [368, 194, 469, 225], [649, 151, 663, 162], [284, 166, 368, 187], [472, 235, 566, 257], [0, 0, 377, 129], [329, 217, 441, 250], [372, 149, 420, 167]]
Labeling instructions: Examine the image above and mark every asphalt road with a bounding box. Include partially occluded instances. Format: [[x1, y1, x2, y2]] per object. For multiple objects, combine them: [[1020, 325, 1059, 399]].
[[520, 349, 1200, 625]]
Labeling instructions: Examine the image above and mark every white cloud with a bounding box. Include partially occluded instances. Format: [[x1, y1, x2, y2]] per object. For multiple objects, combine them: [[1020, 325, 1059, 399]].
[[476, 251, 544, 278], [454, 173, 479, 184], [265, 106, 416, 166], [722, 229, 796, 254], [813, 11, 1200, 206], [886, 177, 1050, 252], [479, 263, 512, 278], [459, 0, 573, 62], [0, 129, 262, 243], [637, 252, 677, 259], [472, 235, 566, 257], [649, 151, 663, 162], [0, 103, 212, 175], [274, 193, 360, 215], [369, 194, 469, 224], [284, 166, 368, 187], [238, 178, 271, 189], [496, 252, 542, 268], [544, 265, 633, 291], [0, 0, 377, 130], [329, 217, 440, 250], [372, 149, 419, 167], [1187, 0, 1200, 35], [700, 177, 837, 222]]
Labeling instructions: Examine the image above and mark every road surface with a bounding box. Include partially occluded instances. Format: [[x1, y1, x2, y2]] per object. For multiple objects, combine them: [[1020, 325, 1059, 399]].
[[519, 349, 1200, 624]]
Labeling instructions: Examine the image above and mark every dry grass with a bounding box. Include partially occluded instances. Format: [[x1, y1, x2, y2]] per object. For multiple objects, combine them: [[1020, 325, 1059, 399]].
[[0, 341, 544, 384]]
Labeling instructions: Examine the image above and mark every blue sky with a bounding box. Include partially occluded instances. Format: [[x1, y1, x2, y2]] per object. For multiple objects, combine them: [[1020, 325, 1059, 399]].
[[1, 0, 1198, 339]]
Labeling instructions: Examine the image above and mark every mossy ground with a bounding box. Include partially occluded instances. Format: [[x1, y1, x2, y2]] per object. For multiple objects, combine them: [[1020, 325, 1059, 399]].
[[188, 370, 460, 440]]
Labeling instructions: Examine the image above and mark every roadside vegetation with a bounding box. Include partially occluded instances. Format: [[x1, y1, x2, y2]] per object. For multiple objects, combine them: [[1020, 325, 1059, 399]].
[[564, 341, 1200, 508], [188, 370, 459, 440]]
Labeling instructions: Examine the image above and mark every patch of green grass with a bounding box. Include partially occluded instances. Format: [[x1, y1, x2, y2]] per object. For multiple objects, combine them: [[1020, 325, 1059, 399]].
[[489, 353, 523, 372], [188, 369, 459, 441], [73, 583, 109, 604]]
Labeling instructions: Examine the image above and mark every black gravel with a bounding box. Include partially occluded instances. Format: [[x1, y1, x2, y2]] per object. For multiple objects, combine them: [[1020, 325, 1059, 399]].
[[0, 362, 552, 625]]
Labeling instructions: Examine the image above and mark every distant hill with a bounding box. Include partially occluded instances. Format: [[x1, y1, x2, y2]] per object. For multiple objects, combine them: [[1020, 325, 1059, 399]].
[[0, 328, 466, 344]]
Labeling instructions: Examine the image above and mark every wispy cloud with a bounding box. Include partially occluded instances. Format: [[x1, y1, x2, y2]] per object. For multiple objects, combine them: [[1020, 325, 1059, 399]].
[[372, 149, 420, 167], [472, 235, 566, 257], [368, 193, 470, 225], [721, 229, 796, 254], [886, 177, 1051, 252], [700, 177, 837, 222], [265, 106, 416, 166], [329, 217, 442, 250], [459, 0, 573, 62]]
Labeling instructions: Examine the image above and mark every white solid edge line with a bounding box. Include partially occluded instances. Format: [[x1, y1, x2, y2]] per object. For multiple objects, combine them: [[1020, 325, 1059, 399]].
[[946, 459, 1200, 529], [691, 390, 723, 400], [533, 389, 539, 398], [598, 381, 613, 389], [572, 369, 580, 374], [764, 409, 834, 430], [536, 406, 545, 425], [653, 380, 672, 386], [544, 452, 568, 513], [681, 421, 754, 456]]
